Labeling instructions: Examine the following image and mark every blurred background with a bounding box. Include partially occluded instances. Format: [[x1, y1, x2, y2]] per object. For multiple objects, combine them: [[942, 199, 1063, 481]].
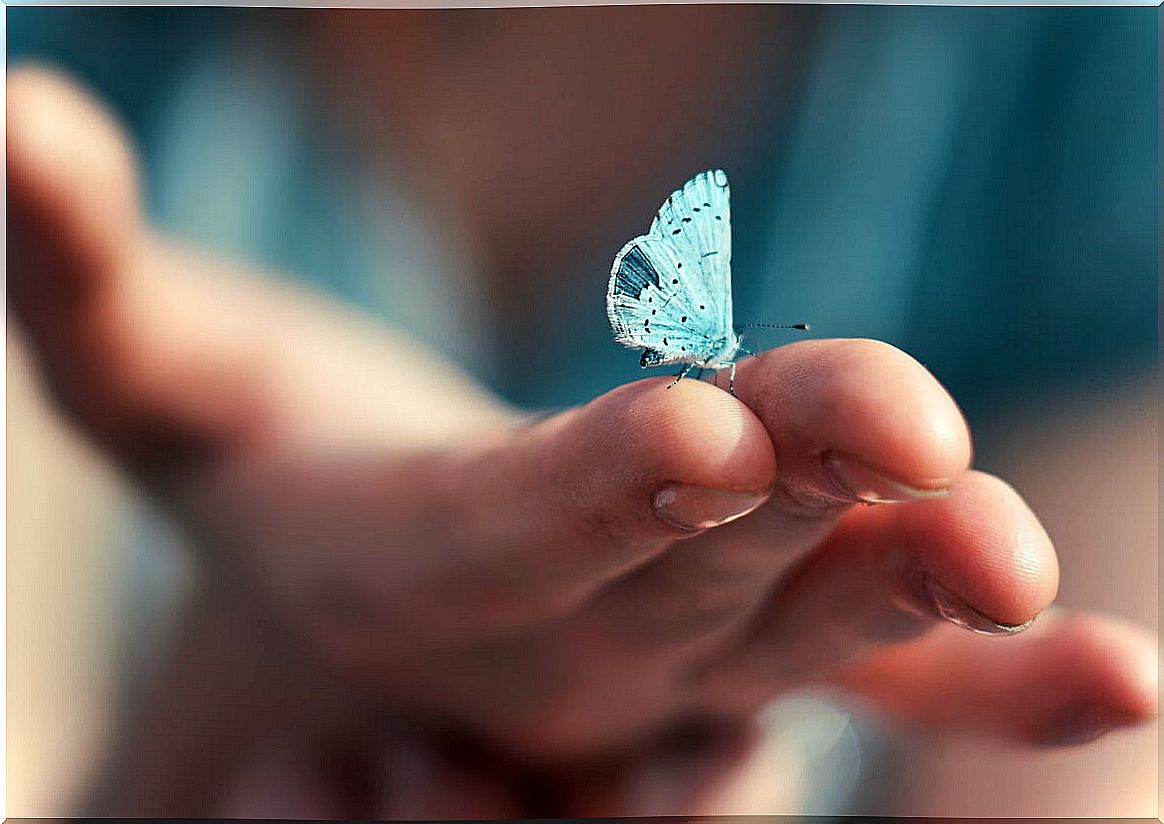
[[7, 4, 1158, 817]]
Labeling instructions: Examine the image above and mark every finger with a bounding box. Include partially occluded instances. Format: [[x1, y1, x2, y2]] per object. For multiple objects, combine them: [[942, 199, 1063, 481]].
[[8, 64, 141, 424], [697, 471, 1058, 709], [7, 66, 490, 479], [8, 66, 140, 318], [832, 610, 1158, 747], [7, 65, 262, 475], [567, 339, 972, 656], [248, 376, 777, 650]]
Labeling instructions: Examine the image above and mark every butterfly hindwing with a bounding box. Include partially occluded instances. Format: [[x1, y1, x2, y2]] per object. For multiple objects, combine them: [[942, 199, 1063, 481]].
[[607, 234, 727, 364]]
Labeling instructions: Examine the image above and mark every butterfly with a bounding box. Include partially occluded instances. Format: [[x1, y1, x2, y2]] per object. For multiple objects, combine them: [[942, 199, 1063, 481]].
[[606, 168, 806, 394]]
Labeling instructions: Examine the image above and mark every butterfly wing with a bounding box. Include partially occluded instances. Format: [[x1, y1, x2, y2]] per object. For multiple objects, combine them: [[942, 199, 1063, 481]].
[[649, 169, 733, 340], [607, 235, 718, 364], [606, 169, 734, 365]]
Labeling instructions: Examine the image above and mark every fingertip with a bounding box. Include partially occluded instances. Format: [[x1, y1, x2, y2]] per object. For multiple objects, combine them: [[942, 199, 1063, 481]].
[[8, 63, 140, 197], [829, 340, 973, 484], [603, 376, 777, 497], [969, 474, 1060, 626], [739, 339, 972, 495], [8, 63, 141, 298], [902, 472, 1060, 630], [1057, 613, 1159, 721], [542, 377, 777, 543], [1021, 613, 1159, 747]]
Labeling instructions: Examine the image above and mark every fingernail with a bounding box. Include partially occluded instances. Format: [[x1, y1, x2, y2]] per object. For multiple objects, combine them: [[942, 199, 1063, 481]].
[[924, 575, 1036, 636], [822, 452, 950, 504], [653, 484, 769, 531]]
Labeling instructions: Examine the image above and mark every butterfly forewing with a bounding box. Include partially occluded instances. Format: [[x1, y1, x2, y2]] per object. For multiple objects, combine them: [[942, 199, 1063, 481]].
[[649, 169, 733, 336], [607, 169, 735, 366]]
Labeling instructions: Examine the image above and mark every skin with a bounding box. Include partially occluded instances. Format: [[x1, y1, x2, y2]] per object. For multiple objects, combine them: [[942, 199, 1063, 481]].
[[7, 63, 1157, 817]]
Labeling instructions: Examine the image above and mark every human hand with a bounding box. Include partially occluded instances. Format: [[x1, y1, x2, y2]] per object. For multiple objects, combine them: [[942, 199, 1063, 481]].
[[9, 67, 1156, 816]]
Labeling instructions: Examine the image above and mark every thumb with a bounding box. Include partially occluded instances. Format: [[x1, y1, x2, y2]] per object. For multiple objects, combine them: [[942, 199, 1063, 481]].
[[7, 63, 140, 316], [8, 64, 140, 343], [8, 65, 269, 477]]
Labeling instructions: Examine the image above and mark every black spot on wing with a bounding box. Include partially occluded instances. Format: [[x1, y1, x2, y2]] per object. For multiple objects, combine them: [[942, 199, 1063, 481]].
[[614, 244, 661, 299], [640, 349, 666, 367]]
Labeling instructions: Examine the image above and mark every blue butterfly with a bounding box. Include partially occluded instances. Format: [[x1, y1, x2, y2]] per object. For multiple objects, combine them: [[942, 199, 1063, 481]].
[[607, 169, 805, 394]]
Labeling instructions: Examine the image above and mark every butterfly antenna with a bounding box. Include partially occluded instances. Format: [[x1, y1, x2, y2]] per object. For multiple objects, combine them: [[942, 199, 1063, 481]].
[[739, 322, 811, 332]]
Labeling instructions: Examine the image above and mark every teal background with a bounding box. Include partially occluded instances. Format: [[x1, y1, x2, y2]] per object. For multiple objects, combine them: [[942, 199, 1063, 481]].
[[10, 7, 1158, 420]]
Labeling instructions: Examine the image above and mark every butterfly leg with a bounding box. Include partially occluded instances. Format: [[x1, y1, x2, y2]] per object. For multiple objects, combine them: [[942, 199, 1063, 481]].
[[728, 361, 737, 397], [667, 364, 695, 389]]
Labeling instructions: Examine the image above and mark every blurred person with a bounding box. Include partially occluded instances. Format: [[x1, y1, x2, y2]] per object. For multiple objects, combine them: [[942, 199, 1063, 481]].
[[7, 5, 1158, 818]]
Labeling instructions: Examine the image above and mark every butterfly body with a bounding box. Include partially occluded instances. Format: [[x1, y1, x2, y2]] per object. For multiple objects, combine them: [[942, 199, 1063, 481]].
[[607, 169, 741, 382]]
